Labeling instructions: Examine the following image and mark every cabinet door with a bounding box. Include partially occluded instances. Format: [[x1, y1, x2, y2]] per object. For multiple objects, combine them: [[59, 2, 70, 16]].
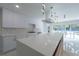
[[3, 36, 16, 52], [0, 36, 3, 54]]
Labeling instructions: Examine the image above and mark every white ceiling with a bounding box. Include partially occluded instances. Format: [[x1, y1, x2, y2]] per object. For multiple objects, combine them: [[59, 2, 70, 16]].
[[0, 3, 79, 22], [0, 3, 43, 19]]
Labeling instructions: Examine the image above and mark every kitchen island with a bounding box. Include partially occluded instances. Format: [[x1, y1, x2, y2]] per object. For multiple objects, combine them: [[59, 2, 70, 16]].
[[16, 32, 63, 56]]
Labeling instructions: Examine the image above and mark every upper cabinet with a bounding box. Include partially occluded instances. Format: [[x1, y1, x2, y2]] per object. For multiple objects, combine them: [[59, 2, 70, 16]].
[[2, 8, 27, 28]]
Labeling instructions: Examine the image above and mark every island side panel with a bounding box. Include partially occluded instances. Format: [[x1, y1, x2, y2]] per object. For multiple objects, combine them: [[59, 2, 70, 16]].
[[16, 40, 44, 56], [54, 36, 63, 56]]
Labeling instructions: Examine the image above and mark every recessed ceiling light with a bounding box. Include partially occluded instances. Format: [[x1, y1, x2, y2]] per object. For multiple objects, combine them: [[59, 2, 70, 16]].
[[15, 5, 19, 8]]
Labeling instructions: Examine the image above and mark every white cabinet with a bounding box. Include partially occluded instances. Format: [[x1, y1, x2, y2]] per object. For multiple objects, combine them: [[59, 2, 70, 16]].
[[0, 36, 3, 54], [2, 8, 27, 28], [2, 35, 16, 53]]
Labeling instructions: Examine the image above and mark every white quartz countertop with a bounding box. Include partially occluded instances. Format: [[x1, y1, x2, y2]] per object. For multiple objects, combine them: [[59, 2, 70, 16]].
[[17, 33, 63, 56]]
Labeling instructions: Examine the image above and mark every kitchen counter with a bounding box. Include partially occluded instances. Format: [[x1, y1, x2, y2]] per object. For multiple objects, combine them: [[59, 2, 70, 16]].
[[16, 32, 63, 56]]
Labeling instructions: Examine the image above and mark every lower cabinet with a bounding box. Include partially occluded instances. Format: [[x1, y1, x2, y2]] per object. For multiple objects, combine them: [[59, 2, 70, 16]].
[[0, 36, 3, 54], [2, 35, 16, 53]]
